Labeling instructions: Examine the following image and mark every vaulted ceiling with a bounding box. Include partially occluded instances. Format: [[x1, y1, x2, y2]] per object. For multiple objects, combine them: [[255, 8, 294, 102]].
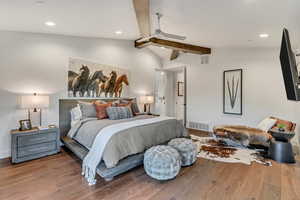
[[0, 0, 299, 49]]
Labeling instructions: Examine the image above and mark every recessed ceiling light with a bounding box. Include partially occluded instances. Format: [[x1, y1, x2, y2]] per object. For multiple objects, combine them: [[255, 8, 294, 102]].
[[259, 33, 269, 38], [45, 21, 56, 27], [115, 30, 122, 35]]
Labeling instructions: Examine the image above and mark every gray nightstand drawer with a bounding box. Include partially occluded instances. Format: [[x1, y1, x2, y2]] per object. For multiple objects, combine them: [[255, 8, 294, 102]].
[[17, 132, 57, 147], [17, 142, 57, 158]]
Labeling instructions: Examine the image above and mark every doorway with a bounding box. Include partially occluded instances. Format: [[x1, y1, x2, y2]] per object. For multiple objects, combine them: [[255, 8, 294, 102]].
[[154, 67, 187, 126]]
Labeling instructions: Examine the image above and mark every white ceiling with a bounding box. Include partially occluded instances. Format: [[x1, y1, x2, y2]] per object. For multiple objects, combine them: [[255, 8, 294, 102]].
[[0, 0, 299, 49], [0, 0, 140, 40], [150, 0, 300, 48]]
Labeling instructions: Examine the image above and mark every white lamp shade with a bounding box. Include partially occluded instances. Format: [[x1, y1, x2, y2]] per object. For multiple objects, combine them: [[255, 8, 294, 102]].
[[20, 95, 49, 109], [140, 95, 154, 104]]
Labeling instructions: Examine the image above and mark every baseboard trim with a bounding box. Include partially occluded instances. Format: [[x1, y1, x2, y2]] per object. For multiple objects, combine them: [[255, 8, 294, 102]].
[[0, 150, 10, 159]]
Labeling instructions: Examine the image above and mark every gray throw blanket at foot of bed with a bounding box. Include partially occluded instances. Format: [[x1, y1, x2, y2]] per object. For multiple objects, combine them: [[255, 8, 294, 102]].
[[82, 116, 185, 185]]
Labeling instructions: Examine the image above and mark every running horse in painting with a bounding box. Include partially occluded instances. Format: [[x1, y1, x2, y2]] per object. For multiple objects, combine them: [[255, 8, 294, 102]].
[[68, 65, 90, 97], [99, 71, 117, 97], [86, 71, 108, 97], [114, 74, 129, 97]]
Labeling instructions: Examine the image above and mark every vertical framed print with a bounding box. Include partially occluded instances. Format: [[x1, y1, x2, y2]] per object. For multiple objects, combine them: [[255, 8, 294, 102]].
[[223, 69, 243, 115], [177, 81, 184, 96]]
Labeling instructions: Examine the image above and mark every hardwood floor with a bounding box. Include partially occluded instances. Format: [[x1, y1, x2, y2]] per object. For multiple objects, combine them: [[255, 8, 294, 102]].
[[0, 132, 300, 200]]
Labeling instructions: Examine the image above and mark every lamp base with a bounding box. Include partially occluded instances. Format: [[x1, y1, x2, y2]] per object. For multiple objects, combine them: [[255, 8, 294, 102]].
[[27, 109, 42, 127], [143, 104, 151, 114]]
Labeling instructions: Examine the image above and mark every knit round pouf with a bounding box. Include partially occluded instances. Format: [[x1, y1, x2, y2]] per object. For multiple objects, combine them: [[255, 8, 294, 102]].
[[168, 138, 197, 166], [144, 145, 181, 180]]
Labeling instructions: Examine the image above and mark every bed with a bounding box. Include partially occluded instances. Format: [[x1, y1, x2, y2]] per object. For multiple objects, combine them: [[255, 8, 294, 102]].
[[59, 98, 186, 183]]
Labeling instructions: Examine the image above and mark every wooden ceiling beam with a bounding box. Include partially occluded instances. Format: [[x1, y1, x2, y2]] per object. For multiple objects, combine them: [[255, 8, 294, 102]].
[[170, 50, 180, 60], [135, 37, 211, 55], [132, 0, 151, 37]]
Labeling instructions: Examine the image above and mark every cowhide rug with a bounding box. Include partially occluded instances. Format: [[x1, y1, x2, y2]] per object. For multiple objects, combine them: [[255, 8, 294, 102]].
[[191, 135, 272, 166]]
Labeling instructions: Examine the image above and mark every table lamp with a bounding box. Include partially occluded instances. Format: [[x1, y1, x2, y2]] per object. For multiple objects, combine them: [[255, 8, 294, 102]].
[[140, 95, 154, 114], [20, 93, 49, 126]]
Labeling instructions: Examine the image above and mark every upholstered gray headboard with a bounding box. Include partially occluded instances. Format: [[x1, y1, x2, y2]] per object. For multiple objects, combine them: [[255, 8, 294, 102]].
[[59, 98, 136, 138]]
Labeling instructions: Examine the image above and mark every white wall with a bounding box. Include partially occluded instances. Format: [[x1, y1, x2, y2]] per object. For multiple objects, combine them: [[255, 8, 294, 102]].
[[0, 31, 162, 158], [163, 47, 300, 149]]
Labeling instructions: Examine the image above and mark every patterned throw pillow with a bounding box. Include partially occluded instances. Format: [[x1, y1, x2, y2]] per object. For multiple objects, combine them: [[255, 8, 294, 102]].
[[94, 102, 112, 119], [106, 106, 133, 120]]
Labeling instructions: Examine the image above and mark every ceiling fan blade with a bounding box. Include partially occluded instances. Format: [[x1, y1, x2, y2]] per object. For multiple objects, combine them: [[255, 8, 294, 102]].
[[170, 50, 180, 60], [132, 0, 151, 37], [159, 31, 186, 40]]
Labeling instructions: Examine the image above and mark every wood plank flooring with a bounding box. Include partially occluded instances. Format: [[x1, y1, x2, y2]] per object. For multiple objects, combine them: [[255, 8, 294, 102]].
[[0, 132, 300, 200]]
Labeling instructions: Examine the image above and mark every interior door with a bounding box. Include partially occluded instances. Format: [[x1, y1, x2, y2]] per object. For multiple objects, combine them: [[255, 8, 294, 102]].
[[154, 68, 186, 127], [154, 70, 168, 116]]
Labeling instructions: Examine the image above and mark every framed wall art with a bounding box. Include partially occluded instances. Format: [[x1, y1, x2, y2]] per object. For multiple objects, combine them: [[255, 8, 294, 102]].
[[68, 58, 130, 98], [223, 69, 243, 115], [177, 81, 184, 96]]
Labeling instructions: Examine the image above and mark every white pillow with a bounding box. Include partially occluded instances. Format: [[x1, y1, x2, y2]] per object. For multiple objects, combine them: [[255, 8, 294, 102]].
[[257, 118, 277, 132], [70, 104, 82, 127]]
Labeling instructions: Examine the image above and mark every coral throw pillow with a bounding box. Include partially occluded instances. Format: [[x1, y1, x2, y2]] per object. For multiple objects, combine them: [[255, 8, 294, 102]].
[[94, 102, 112, 119]]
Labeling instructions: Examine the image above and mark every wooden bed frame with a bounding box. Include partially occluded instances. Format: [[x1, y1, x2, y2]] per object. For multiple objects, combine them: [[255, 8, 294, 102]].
[[59, 98, 144, 181]]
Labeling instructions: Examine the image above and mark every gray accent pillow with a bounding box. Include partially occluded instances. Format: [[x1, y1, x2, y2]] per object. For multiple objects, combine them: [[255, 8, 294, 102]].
[[78, 101, 97, 119], [131, 102, 140, 114], [120, 99, 140, 114], [106, 106, 133, 120]]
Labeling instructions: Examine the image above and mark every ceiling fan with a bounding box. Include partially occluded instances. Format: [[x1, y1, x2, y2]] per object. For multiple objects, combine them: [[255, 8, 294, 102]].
[[132, 0, 211, 60], [154, 12, 186, 41], [136, 12, 186, 43]]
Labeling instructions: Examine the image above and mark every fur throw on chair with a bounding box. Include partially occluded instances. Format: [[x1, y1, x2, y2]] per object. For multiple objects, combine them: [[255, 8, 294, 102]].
[[213, 125, 273, 147]]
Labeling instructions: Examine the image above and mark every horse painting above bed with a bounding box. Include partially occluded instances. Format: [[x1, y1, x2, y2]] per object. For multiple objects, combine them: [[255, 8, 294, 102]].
[[68, 58, 130, 97]]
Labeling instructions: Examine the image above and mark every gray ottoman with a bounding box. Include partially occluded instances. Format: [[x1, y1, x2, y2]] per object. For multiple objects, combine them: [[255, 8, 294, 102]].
[[144, 145, 181, 180], [168, 138, 197, 166]]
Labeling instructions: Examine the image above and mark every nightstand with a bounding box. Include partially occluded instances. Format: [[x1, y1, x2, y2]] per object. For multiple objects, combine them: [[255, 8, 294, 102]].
[[11, 126, 60, 163]]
